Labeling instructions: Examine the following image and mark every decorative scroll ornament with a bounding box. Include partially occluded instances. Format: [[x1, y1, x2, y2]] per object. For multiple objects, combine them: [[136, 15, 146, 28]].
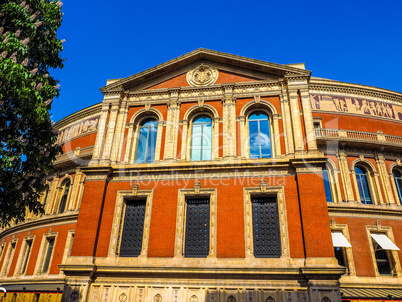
[[187, 64, 218, 87], [154, 294, 162, 302]]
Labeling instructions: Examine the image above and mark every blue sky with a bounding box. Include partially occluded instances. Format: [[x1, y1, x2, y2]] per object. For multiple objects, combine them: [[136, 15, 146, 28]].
[[51, 0, 402, 122]]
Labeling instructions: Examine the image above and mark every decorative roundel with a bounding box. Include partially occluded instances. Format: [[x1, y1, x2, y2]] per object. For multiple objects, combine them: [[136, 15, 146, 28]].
[[153, 294, 162, 302], [70, 290, 79, 302], [119, 293, 128, 302], [186, 64, 219, 87], [190, 295, 199, 302]]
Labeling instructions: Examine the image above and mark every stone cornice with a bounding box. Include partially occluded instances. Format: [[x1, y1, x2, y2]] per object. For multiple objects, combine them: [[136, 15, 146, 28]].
[[54, 103, 102, 130], [100, 48, 311, 93], [0, 212, 79, 239], [328, 202, 402, 219], [310, 77, 402, 105], [124, 80, 282, 105]]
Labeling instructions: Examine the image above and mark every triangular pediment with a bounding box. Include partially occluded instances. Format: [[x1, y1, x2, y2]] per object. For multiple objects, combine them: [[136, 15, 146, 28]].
[[100, 48, 311, 94]]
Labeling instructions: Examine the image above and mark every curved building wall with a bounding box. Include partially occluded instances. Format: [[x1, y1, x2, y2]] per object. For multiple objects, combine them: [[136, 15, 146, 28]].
[[1, 49, 402, 302]]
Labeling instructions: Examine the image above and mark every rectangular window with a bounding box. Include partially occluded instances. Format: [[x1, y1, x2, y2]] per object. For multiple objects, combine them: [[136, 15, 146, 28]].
[[1, 241, 16, 276], [251, 197, 281, 258], [185, 198, 210, 258], [371, 233, 400, 276], [21, 240, 32, 274], [42, 238, 55, 273], [119, 199, 146, 257], [331, 231, 352, 270]]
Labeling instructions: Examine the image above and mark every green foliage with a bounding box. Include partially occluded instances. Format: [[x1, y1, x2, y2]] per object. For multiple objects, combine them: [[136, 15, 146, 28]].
[[0, 0, 64, 226]]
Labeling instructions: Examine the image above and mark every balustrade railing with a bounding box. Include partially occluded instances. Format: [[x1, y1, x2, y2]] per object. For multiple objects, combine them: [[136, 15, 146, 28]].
[[315, 128, 402, 146]]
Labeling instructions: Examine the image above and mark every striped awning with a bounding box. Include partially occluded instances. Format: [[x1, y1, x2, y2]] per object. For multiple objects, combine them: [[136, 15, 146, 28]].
[[342, 288, 402, 300]]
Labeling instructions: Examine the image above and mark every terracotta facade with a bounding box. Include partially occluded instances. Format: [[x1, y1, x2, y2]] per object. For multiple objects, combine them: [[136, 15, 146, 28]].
[[1, 49, 402, 302]]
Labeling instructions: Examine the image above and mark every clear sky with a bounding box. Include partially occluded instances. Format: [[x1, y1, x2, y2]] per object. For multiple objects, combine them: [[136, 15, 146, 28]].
[[50, 0, 402, 122]]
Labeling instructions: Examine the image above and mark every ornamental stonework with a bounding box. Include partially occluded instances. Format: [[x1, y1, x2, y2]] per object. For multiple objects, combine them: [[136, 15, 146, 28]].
[[187, 64, 219, 87], [310, 94, 402, 121]]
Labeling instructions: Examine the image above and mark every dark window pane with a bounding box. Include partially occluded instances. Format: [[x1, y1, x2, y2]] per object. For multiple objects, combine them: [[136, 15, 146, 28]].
[[21, 241, 32, 274], [373, 242, 392, 275], [42, 238, 54, 273], [252, 197, 281, 257], [185, 198, 210, 257], [59, 181, 70, 213], [120, 200, 146, 257], [334, 247, 346, 266]]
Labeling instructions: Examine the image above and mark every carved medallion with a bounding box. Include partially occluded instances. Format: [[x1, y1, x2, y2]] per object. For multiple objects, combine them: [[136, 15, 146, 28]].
[[227, 296, 236, 302], [154, 294, 162, 302], [70, 290, 79, 302], [187, 64, 218, 87], [190, 295, 199, 302], [119, 293, 128, 302]]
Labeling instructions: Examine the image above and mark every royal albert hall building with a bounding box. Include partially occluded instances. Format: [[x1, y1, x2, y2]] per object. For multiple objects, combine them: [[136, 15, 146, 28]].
[[1, 49, 402, 302]]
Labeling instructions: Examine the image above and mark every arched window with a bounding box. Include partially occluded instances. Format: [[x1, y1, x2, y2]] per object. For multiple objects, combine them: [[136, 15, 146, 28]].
[[393, 169, 402, 203], [135, 119, 158, 163], [248, 112, 271, 158], [323, 167, 333, 202], [355, 166, 372, 204], [58, 180, 70, 213], [191, 115, 212, 161]]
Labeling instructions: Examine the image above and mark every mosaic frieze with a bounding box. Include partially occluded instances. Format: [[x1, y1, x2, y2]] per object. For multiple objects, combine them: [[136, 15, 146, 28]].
[[57, 115, 100, 144], [310, 94, 402, 121]]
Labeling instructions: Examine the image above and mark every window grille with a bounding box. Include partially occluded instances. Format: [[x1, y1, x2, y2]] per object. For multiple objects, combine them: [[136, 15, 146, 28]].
[[185, 198, 210, 257], [252, 197, 281, 257], [120, 200, 146, 257]]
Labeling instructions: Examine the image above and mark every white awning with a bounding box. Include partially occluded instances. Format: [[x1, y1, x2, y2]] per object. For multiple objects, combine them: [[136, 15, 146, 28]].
[[371, 233, 400, 251], [331, 231, 352, 247]]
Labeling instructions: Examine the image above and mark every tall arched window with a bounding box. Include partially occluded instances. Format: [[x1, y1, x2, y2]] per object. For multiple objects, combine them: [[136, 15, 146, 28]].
[[135, 119, 158, 163], [393, 169, 402, 203], [58, 180, 70, 213], [355, 166, 372, 204], [323, 167, 333, 202], [248, 112, 271, 158], [191, 115, 212, 161]]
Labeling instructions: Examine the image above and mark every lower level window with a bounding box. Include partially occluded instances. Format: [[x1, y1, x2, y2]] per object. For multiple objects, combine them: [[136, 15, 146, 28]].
[[373, 242, 392, 275], [42, 238, 54, 273], [120, 200, 146, 257], [185, 198, 210, 258], [334, 247, 347, 266], [370, 232, 400, 276], [252, 197, 281, 258]]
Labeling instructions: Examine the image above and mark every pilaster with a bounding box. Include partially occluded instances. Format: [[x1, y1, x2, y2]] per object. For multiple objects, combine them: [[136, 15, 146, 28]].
[[287, 88, 304, 153], [101, 100, 121, 161], [280, 84, 294, 155], [163, 89, 181, 160], [300, 88, 318, 152], [376, 154, 395, 204], [337, 151, 355, 202], [91, 102, 111, 163], [373, 171, 384, 204], [111, 95, 128, 163], [222, 85, 236, 158]]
